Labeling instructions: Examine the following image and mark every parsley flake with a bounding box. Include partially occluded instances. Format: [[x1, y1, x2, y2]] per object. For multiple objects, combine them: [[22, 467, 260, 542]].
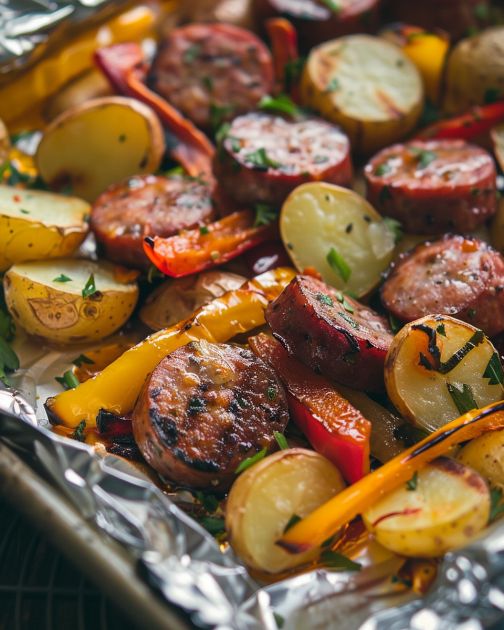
[[53, 274, 72, 283], [235, 448, 267, 474], [254, 203, 277, 227], [490, 487, 504, 522], [483, 352, 504, 386], [72, 354, 94, 367], [199, 225, 210, 236], [327, 247, 351, 282], [317, 293, 334, 307], [55, 370, 79, 390], [320, 550, 361, 572], [72, 419, 86, 442], [325, 77, 341, 93], [267, 385, 277, 401], [82, 274, 97, 298], [274, 431, 289, 450], [446, 382, 478, 415], [245, 148, 281, 170], [383, 217, 403, 244], [410, 147, 437, 169], [259, 93, 300, 117], [374, 162, 392, 176], [406, 471, 418, 491]]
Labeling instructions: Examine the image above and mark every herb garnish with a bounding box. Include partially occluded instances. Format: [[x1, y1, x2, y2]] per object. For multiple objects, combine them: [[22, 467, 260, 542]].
[[245, 148, 281, 170], [194, 491, 220, 513], [53, 274, 72, 283], [183, 44, 201, 64], [274, 612, 285, 628], [335, 291, 354, 313], [147, 265, 164, 284], [436, 323, 446, 337], [55, 370, 79, 390], [338, 311, 359, 329], [72, 419, 86, 442], [259, 93, 300, 117], [447, 383, 478, 414], [483, 352, 504, 386], [199, 225, 210, 236], [374, 162, 392, 176], [414, 325, 484, 374], [254, 203, 277, 227], [383, 217, 403, 244], [72, 354, 94, 367], [327, 247, 351, 282], [210, 103, 235, 132], [267, 385, 278, 401], [320, 550, 361, 572], [317, 293, 334, 307], [82, 273, 97, 298], [410, 147, 437, 169], [200, 516, 226, 536], [490, 487, 504, 522], [389, 313, 403, 334], [325, 77, 341, 93], [283, 514, 302, 533], [284, 57, 306, 92], [274, 431, 289, 450], [320, 0, 341, 11], [235, 447, 267, 474], [406, 471, 418, 491]]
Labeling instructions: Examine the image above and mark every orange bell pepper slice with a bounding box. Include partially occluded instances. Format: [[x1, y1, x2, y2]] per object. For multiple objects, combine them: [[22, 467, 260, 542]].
[[143, 210, 278, 277], [249, 333, 371, 484], [279, 400, 504, 553]]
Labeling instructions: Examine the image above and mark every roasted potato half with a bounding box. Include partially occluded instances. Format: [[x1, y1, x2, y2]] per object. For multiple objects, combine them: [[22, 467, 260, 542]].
[[226, 449, 346, 573], [363, 457, 490, 557], [36, 96, 165, 202], [301, 35, 423, 154], [3, 259, 138, 344], [385, 315, 504, 432], [458, 430, 504, 492], [0, 185, 90, 271], [280, 182, 396, 297]]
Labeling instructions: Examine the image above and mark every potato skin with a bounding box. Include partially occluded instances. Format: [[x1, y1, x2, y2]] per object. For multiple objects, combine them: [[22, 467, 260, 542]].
[[458, 430, 504, 492]]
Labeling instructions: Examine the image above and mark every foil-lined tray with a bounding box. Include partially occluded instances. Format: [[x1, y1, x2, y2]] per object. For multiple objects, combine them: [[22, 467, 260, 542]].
[[1, 343, 504, 629]]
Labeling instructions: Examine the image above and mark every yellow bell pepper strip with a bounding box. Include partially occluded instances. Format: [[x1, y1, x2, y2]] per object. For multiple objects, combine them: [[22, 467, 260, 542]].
[[266, 18, 300, 99], [94, 43, 215, 179], [381, 25, 449, 104], [45, 267, 295, 428], [278, 400, 504, 553], [143, 210, 278, 278]]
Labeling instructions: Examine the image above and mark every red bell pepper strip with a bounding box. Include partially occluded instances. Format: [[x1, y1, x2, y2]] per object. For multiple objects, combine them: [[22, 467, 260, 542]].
[[266, 18, 300, 98], [416, 101, 504, 141], [143, 211, 278, 278], [248, 333, 371, 484], [94, 43, 215, 179]]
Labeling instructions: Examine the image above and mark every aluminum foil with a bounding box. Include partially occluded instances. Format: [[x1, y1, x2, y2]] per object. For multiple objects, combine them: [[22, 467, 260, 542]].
[[1, 380, 504, 629], [0, 0, 130, 73]]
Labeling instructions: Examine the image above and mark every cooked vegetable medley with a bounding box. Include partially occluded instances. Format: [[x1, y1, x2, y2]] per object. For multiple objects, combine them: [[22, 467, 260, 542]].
[[3, 0, 504, 594]]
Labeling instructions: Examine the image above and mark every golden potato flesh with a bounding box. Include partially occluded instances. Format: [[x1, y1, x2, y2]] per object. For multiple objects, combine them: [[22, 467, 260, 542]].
[[363, 458, 490, 557], [36, 96, 165, 202], [0, 185, 89, 271], [458, 430, 504, 492], [226, 449, 346, 573], [3, 259, 138, 344]]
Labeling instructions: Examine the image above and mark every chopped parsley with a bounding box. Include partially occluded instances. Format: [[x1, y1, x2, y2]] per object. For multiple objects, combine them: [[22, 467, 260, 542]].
[[235, 447, 267, 474], [71, 419, 86, 442], [383, 217, 403, 244], [274, 431, 289, 450], [183, 44, 201, 64], [284, 57, 306, 92], [259, 93, 300, 117], [325, 77, 341, 93], [326, 247, 351, 282], [335, 292, 354, 313], [200, 516, 226, 536], [209, 103, 235, 132], [320, 550, 361, 572], [254, 203, 277, 227], [201, 76, 214, 92], [194, 491, 220, 513], [410, 147, 437, 170], [72, 354, 94, 367], [338, 311, 359, 329], [53, 274, 72, 283], [446, 382, 478, 415], [245, 148, 281, 170], [389, 313, 403, 335], [320, 0, 341, 11], [267, 385, 278, 401], [199, 225, 210, 236], [283, 514, 302, 533], [436, 323, 447, 337], [374, 162, 392, 177], [147, 264, 164, 284], [317, 293, 334, 307], [19, 208, 30, 214], [82, 273, 97, 298], [55, 370, 79, 390], [490, 487, 504, 522], [274, 612, 285, 629], [483, 352, 504, 386], [406, 471, 418, 491]]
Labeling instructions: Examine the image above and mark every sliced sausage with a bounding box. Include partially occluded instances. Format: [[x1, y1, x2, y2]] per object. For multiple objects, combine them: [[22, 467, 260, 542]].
[[255, 0, 381, 51], [148, 23, 274, 131], [90, 174, 214, 269], [132, 340, 289, 489], [381, 235, 504, 337], [365, 140, 497, 234], [387, 0, 489, 41], [266, 275, 393, 391], [213, 112, 352, 206]]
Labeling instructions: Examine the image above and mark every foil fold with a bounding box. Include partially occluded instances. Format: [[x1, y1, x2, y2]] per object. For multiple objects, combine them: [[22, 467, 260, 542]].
[[1, 386, 504, 629]]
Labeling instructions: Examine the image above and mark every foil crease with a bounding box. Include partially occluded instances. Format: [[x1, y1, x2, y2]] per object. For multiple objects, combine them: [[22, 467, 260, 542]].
[[0, 0, 130, 73], [1, 386, 504, 629]]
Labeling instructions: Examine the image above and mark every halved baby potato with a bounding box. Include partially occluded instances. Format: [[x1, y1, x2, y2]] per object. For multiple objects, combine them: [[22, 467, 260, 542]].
[[458, 430, 504, 492], [301, 35, 423, 154], [385, 315, 504, 433], [280, 182, 396, 297], [362, 457, 490, 557], [226, 448, 346, 574], [3, 259, 138, 344], [0, 185, 90, 271], [36, 96, 165, 202]]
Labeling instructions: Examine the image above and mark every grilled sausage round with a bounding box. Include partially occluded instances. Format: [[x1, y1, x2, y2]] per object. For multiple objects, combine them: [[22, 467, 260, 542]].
[[132, 340, 289, 489], [365, 140, 497, 234], [266, 275, 393, 391], [213, 112, 352, 206], [381, 235, 504, 337], [255, 0, 380, 51], [90, 174, 214, 269], [148, 23, 274, 131]]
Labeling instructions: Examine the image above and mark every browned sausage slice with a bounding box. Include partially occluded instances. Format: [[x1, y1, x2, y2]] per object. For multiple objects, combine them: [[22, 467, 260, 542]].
[[148, 23, 274, 131], [365, 140, 497, 234], [381, 235, 504, 337], [90, 174, 214, 269], [132, 341, 289, 489], [266, 275, 393, 391], [213, 112, 352, 206], [255, 0, 380, 50]]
